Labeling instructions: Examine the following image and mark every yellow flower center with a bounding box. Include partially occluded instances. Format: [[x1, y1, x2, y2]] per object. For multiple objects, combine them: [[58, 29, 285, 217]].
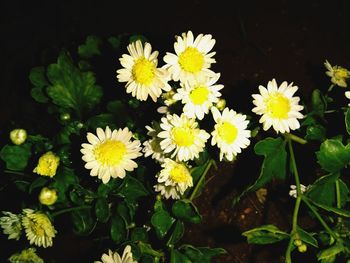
[[132, 57, 155, 85], [265, 92, 291, 119], [94, 140, 126, 166], [170, 164, 191, 183], [217, 122, 238, 144], [178, 47, 204, 73], [172, 127, 195, 147], [189, 86, 209, 105], [34, 152, 60, 178], [334, 67, 350, 79]]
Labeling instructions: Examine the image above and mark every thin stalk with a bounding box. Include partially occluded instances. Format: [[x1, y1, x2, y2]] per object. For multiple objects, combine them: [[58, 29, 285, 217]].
[[189, 159, 213, 201], [335, 179, 343, 223], [327, 84, 335, 93], [284, 133, 307, 145], [302, 196, 338, 240], [51, 205, 91, 218], [287, 138, 302, 196], [4, 170, 31, 177]]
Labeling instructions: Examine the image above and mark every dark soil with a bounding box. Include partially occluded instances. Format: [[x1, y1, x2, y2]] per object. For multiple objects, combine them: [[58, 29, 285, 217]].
[[1, 1, 350, 262]]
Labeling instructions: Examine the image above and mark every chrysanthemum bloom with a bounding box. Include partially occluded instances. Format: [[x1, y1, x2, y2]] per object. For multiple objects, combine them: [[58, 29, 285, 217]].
[[81, 126, 142, 184], [173, 73, 224, 120], [38, 187, 58, 206], [94, 245, 137, 263], [158, 113, 210, 161], [117, 40, 171, 102], [252, 79, 304, 133], [163, 30, 216, 84], [0, 211, 22, 240], [9, 247, 44, 263], [154, 158, 193, 199], [33, 151, 60, 177], [22, 209, 56, 248], [345, 91, 350, 106], [211, 107, 251, 161], [142, 123, 166, 163], [324, 60, 350, 88], [9, 129, 27, 145]]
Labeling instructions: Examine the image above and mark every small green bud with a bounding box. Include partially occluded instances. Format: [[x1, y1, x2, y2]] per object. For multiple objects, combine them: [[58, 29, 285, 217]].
[[293, 239, 302, 247], [215, 98, 226, 111], [297, 244, 307, 253], [9, 129, 27, 145], [60, 112, 71, 121]]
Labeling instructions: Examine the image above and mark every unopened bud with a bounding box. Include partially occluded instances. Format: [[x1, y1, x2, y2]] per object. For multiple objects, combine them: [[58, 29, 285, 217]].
[[10, 129, 27, 145], [39, 187, 58, 206], [215, 99, 226, 111], [293, 239, 302, 247], [297, 244, 307, 253]]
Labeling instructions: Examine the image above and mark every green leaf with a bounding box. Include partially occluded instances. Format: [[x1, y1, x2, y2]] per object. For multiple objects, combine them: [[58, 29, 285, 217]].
[[116, 201, 131, 224], [78, 35, 102, 58], [172, 200, 202, 223], [110, 213, 127, 243], [95, 198, 110, 223], [306, 197, 350, 217], [0, 143, 31, 171], [71, 209, 95, 235], [189, 160, 211, 199], [31, 87, 49, 103], [29, 177, 48, 194], [69, 188, 85, 205], [131, 227, 149, 242], [167, 220, 184, 246], [86, 113, 117, 130], [29, 67, 49, 88], [297, 227, 318, 248], [55, 121, 83, 145], [346, 108, 350, 135], [305, 124, 326, 142], [138, 242, 164, 258], [170, 249, 191, 263], [108, 36, 121, 50], [52, 167, 79, 202], [46, 51, 103, 117], [242, 224, 289, 244], [311, 89, 327, 117], [97, 179, 122, 198], [117, 176, 149, 202], [151, 209, 175, 239], [317, 243, 344, 262], [180, 245, 227, 263], [316, 139, 350, 173], [129, 34, 148, 44]]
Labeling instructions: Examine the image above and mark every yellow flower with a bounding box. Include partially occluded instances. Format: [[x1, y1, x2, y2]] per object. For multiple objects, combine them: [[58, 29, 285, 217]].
[[0, 211, 22, 240], [324, 60, 350, 88], [22, 209, 57, 248], [38, 187, 58, 206], [33, 151, 60, 177], [10, 129, 27, 145], [9, 247, 44, 263]]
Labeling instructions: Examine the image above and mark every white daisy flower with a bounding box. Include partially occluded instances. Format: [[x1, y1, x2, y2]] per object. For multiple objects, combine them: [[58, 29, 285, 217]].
[[345, 91, 350, 106], [163, 30, 217, 84], [0, 211, 22, 240], [117, 40, 171, 102], [81, 126, 142, 184], [154, 159, 193, 199], [173, 73, 224, 120], [22, 209, 56, 248], [94, 245, 137, 263], [324, 60, 350, 88], [289, 184, 309, 198], [142, 123, 166, 163], [211, 107, 251, 161], [252, 79, 304, 134], [158, 113, 210, 162]]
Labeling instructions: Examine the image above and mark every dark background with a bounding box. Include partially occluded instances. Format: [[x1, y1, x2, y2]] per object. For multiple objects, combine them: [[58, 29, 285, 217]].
[[1, 0, 350, 262]]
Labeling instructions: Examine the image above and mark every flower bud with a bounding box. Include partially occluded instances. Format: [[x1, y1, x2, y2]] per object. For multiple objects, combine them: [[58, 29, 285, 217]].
[[215, 98, 226, 111], [60, 113, 70, 122], [9, 129, 27, 145], [33, 151, 60, 177], [39, 187, 58, 206], [297, 244, 307, 253], [293, 239, 302, 247]]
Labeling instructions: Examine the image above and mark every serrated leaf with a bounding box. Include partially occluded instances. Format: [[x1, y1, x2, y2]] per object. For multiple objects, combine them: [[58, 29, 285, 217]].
[[29, 67, 49, 88], [78, 35, 102, 58], [117, 176, 149, 202], [316, 139, 350, 173], [29, 177, 48, 194], [71, 209, 95, 235], [0, 143, 31, 171], [172, 200, 202, 224], [305, 124, 326, 142], [46, 51, 102, 117], [95, 198, 110, 223], [242, 224, 289, 244], [31, 87, 49, 103], [151, 210, 175, 239], [297, 227, 318, 248], [346, 108, 350, 135], [180, 245, 227, 263]]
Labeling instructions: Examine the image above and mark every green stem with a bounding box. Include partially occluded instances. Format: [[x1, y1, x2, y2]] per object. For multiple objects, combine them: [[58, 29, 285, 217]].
[[51, 205, 91, 218], [285, 238, 294, 263], [327, 84, 335, 93], [335, 179, 343, 223], [189, 160, 213, 201], [302, 196, 338, 240], [4, 170, 31, 178], [284, 133, 307, 145], [287, 138, 302, 196]]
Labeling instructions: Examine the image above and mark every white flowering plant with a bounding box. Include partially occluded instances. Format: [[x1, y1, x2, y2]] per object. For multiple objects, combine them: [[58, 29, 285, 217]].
[[0, 31, 349, 263]]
